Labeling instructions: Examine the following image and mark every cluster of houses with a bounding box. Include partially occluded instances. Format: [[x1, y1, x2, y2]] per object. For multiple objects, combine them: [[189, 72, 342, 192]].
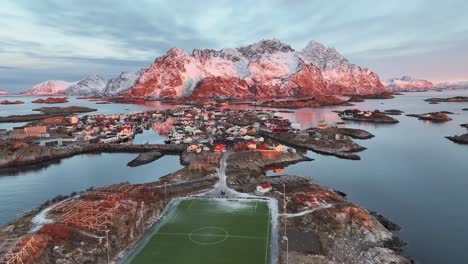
[[162, 108, 292, 153], [4, 106, 299, 154], [6, 111, 164, 147], [339, 109, 375, 118]]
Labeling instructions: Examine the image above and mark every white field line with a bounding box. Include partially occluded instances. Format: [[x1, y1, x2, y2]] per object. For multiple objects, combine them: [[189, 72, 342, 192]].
[[154, 232, 265, 240], [264, 203, 270, 264]]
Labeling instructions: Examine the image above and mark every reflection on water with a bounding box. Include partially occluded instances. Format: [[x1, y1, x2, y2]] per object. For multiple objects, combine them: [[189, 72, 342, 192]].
[[0, 154, 182, 225]]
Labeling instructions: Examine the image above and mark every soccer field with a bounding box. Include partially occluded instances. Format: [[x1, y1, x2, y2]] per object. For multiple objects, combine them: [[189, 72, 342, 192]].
[[129, 199, 272, 264]]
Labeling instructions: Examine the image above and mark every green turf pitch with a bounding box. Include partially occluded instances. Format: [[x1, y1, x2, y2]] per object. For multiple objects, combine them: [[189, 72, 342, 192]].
[[130, 199, 272, 264]]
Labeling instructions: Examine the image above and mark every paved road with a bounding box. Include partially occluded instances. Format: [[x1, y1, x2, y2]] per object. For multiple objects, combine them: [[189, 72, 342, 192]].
[[201, 151, 251, 198]]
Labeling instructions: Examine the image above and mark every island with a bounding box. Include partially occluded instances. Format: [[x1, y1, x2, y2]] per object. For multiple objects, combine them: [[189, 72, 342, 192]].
[[424, 96, 468, 103], [0, 106, 97, 123], [446, 134, 468, 144], [0, 100, 24, 105], [32, 97, 69, 104], [337, 109, 399, 124], [347, 92, 395, 100], [253, 95, 352, 108], [384, 109, 405, 115], [406, 112, 452, 122]]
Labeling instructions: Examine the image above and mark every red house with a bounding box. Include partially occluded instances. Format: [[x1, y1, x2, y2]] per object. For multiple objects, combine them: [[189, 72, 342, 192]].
[[214, 144, 227, 152]]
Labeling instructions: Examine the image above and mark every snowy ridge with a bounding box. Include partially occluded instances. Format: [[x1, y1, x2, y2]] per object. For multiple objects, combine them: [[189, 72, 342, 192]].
[[104, 70, 142, 95], [386, 76, 434, 91], [0, 89, 8, 95], [129, 39, 387, 98], [436, 81, 468, 90], [64, 74, 107, 95], [21, 80, 75, 95]]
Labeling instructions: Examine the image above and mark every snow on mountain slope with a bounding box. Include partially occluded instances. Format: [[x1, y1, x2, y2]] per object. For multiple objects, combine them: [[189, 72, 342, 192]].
[[300, 41, 385, 94], [22, 80, 75, 95], [386, 76, 434, 91], [436, 81, 468, 90], [0, 89, 8, 95], [103, 70, 142, 95], [129, 39, 387, 98], [64, 74, 107, 96]]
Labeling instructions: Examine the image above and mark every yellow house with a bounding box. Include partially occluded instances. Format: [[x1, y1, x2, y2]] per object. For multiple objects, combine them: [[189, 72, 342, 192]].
[[275, 144, 286, 152]]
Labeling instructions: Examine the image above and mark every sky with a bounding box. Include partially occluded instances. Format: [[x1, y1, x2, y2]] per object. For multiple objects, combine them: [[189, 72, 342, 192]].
[[1, 0, 468, 93]]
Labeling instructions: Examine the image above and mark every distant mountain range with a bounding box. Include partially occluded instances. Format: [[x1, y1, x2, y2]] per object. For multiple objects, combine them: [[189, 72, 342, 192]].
[[386, 76, 468, 92], [0, 89, 8, 95], [16, 39, 468, 98], [386, 76, 434, 92], [20, 71, 141, 96]]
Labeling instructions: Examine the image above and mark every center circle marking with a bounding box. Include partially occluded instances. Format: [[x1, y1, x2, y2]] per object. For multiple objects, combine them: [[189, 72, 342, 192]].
[[189, 227, 228, 245]]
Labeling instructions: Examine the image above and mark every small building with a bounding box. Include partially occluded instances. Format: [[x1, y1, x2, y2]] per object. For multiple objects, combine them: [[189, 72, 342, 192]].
[[255, 183, 272, 195], [214, 144, 227, 152], [247, 142, 257, 150], [187, 144, 199, 152], [275, 144, 286, 152]]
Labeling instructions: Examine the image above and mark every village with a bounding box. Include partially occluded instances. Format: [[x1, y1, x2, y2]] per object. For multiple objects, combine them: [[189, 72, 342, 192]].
[[0, 107, 299, 155]]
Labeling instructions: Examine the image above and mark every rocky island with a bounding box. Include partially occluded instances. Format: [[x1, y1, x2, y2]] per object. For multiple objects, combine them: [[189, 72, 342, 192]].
[[32, 97, 69, 104], [347, 92, 395, 100], [253, 95, 352, 109], [406, 112, 452, 122], [0, 100, 24, 105], [384, 109, 405, 115], [424, 96, 468, 103], [0, 106, 97, 123], [446, 133, 468, 144], [262, 127, 367, 160], [337, 109, 399, 124]]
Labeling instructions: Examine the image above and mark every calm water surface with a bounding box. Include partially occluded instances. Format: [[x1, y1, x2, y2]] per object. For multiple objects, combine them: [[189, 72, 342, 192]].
[[0, 91, 467, 263]]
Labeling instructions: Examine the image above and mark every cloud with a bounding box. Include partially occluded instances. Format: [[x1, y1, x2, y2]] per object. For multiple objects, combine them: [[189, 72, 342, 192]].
[[1, 0, 468, 92]]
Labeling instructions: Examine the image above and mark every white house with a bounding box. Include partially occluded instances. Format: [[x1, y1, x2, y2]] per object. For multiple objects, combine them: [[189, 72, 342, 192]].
[[255, 183, 272, 195]]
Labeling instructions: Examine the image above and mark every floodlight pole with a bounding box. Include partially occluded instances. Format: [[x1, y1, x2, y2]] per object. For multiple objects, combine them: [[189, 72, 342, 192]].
[[105, 229, 110, 263], [164, 182, 167, 203], [283, 184, 288, 264], [141, 201, 145, 233]]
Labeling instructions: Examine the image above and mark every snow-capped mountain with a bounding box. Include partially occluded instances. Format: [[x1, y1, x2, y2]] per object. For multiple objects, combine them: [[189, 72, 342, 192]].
[[0, 89, 8, 95], [436, 81, 468, 90], [128, 39, 387, 98], [386, 76, 434, 92], [300, 41, 385, 94], [64, 74, 107, 96], [21, 80, 75, 95], [103, 70, 142, 96]]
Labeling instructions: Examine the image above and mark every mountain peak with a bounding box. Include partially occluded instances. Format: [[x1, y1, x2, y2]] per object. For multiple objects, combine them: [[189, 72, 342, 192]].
[[22, 80, 75, 95], [0, 88, 8, 95], [64, 75, 107, 95], [236, 39, 294, 59], [386, 76, 434, 91]]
